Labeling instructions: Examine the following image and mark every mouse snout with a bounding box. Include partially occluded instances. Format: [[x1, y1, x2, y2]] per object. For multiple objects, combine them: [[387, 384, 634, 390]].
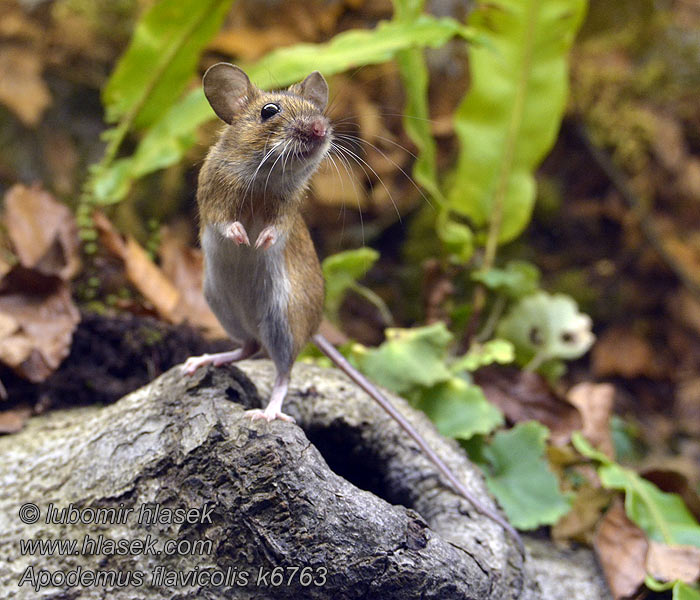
[[295, 116, 328, 142], [310, 117, 327, 138]]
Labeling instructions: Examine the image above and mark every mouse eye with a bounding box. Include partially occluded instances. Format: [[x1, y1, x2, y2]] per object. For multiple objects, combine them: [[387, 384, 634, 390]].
[[260, 103, 281, 120]]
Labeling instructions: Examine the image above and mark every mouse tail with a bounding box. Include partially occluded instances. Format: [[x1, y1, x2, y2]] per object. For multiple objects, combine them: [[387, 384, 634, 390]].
[[311, 332, 526, 560]]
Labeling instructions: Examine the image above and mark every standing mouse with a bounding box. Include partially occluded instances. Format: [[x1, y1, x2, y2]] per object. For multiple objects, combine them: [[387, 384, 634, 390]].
[[183, 63, 524, 556], [183, 62, 328, 422]]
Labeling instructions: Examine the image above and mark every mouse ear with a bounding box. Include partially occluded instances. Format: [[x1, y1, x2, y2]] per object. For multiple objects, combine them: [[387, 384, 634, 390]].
[[203, 63, 256, 124], [296, 71, 328, 110]]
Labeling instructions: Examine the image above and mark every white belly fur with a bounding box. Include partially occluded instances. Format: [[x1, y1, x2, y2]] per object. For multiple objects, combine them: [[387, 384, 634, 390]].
[[202, 224, 294, 371]]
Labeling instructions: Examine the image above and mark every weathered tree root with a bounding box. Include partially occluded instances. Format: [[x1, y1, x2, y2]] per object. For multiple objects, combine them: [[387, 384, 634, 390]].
[[0, 361, 610, 599]]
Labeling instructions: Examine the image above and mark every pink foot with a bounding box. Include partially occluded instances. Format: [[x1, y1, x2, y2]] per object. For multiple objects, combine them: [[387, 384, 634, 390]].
[[246, 408, 296, 423], [224, 221, 250, 246], [254, 225, 278, 249], [182, 344, 257, 376]]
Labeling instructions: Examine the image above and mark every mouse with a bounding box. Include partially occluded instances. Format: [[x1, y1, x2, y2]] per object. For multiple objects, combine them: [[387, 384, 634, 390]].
[[182, 63, 524, 557]]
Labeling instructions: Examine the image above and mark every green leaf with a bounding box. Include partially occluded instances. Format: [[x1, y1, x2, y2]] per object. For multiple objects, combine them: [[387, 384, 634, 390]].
[[392, 0, 443, 203], [98, 13, 471, 206], [447, 0, 587, 244], [437, 209, 474, 263], [496, 291, 595, 367], [246, 15, 473, 90], [93, 88, 212, 204], [451, 339, 515, 372], [350, 323, 453, 395], [395, 47, 443, 203], [415, 377, 503, 440], [103, 0, 235, 129], [574, 434, 700, 548], [673, 582, 700, 600], [471, 260, 540, 298], [322, 248, 380, 320], [646, 577, 700, 599], [480, 422, 571, 529]]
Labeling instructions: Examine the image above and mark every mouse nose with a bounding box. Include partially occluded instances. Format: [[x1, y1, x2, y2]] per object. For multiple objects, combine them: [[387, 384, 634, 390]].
[[310, 117, 327, 138]]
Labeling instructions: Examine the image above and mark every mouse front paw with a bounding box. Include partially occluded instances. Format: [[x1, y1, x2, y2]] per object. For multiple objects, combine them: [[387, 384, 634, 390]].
[[254, 225, 278, 249], [224, 221, 250, 246]]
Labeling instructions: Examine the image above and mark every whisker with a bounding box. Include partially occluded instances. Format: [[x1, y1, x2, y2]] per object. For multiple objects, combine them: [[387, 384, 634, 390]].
[[264, 139, 291, 202], [335, 133, 432, 209], [332, 142, 402, 223], [330, 143, 365, 245], [244, 140, 281, 214]]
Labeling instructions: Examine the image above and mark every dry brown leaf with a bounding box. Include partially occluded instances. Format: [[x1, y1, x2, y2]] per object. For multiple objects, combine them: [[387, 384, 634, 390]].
[[642, 467, 700, 522], [93, 210, 127, 257], [0, 405, 31, 434], [552, 484, 610, 545], [677, 158, 700, 200], [0, 271, 80, 382], [159, 228, 226, 339], [645, 541, 700, 584], [318, 318, 348, 346], [312, 161, 366, 208], [0, 45, 51, 126], [592, 327, 661, 379], [93, 212, 181, 322], [594, 500, 648, 600], [3, 184, 80, 280], [474, 366, 582, 445], [124, 237, 180, 321], [567, 382, 616, 459], [209, 25, 300, 61], [0, 4, 43, 42], [671, 290, 700, 337]]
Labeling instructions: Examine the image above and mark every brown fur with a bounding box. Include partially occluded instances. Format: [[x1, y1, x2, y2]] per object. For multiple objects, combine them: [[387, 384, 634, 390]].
[[284, 211, 324, 357]]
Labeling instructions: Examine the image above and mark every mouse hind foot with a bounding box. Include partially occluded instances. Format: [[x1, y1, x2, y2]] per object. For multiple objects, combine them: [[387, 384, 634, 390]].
[[246, 372, 295, 422], [182, 340, 259, 375]]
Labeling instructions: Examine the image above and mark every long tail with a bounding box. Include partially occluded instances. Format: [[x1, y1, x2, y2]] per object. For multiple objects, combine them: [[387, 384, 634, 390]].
[[312, 333, 525, 559]]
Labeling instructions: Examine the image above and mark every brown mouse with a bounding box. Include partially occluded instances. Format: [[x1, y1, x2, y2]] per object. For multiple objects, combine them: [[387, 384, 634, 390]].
[[183, 63, 330, 422], [182, 63, 524, 557]]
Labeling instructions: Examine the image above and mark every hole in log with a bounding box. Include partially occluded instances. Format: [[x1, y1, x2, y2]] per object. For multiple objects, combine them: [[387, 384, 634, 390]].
[[304, 422, 412, 508]]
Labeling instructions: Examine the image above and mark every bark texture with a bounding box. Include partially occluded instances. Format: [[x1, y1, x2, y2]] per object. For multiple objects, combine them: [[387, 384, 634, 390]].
[[0, 360, 611, 599]]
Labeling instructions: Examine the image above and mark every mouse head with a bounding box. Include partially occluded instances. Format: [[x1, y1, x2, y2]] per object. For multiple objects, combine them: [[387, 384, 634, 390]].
[[203, 63, 332, 195]]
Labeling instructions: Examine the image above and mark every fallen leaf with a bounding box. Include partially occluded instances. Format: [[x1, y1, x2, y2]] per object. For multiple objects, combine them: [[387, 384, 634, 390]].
[[642, 467, 700, 522], [646, 541, 700, 584], [567, 382, 616, 459], [0, 269, 80, 382], [594, 500, 648, 600], [671, 291, 700, 339], [677, 158, 700, 201], [592, 326, 662, 379], [159, 228, 226, 339], [94, 212, 180, 322], [0, 405, 31, 434], [124, 237, 180, 322], [0, 45, 51, 126], [552, 483, 610, 545], [208, 25, 301, 61], [312, 160, 366, 209], [3, 184, 80, 280], [474, 366, 582, 445]]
